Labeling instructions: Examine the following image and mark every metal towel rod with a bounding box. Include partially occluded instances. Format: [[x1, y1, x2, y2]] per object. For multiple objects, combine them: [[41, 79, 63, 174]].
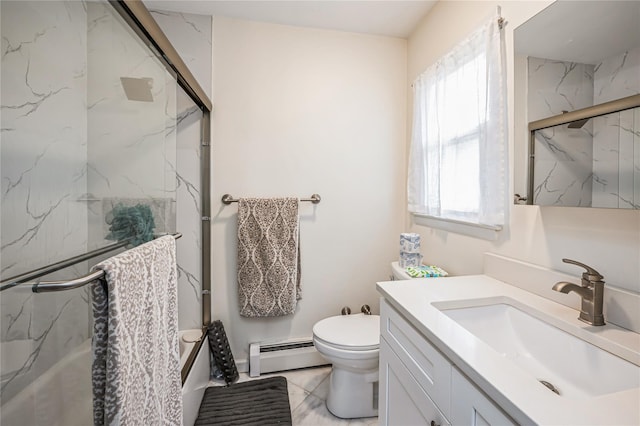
[[26, 233, 182, 294], [0, 239, 130, 293], [221, 194, 321, 205]]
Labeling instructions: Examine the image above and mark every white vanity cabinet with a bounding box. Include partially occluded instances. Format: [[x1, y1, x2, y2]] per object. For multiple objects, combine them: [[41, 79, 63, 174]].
[[450, 367, 516, 426], [379, 299, 516, 426], [380, 338, 451, 426]]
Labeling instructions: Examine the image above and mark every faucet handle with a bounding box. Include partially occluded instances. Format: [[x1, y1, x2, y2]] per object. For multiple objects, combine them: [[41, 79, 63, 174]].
[[562, 258, 604, 282]]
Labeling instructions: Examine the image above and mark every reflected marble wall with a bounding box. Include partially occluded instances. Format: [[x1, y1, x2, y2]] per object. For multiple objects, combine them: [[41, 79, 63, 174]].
[[594, 47, 640, 104], [528, 57, 594, 206], [592, 47, 640, 209], [529, 48, 640, 209]]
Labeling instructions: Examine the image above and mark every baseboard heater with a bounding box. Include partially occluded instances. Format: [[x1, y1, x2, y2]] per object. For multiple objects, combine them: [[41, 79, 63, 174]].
[[249, 338, 328, 377]]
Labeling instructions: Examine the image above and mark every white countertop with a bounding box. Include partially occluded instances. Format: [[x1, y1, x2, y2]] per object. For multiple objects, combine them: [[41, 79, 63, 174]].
[[377, 275, 640, 425]]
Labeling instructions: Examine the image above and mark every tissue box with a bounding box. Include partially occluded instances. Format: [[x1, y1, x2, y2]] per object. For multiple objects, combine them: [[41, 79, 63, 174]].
[[400, 233, 421, 253], [399, 252, 422, 268]]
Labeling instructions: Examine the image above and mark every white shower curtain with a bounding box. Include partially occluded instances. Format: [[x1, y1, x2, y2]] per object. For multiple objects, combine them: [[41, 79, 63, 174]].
[[408, 11, 507, 227]]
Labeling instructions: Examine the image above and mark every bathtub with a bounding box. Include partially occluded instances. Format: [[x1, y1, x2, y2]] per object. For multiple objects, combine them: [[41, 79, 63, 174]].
[[0, 339, 93, 426], [180, 329, 205, 368], [0, 329, 210, 426], [180, 329, 211, 426]]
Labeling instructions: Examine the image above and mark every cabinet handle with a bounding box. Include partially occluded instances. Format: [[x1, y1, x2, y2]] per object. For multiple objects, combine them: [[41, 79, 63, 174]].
[[430, 421, 440, 426]]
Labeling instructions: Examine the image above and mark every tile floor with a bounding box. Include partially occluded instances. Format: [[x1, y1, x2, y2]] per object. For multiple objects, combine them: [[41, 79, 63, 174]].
[[209, 366, 379, 425]]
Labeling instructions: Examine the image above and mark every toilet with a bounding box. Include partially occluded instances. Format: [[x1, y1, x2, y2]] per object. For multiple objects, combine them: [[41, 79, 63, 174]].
[[391, 261, 413, 280], [312, 313, 380, 419]]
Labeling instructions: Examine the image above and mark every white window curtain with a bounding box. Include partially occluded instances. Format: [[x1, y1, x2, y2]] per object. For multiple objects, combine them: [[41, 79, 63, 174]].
[[408, 11, 507, 228]]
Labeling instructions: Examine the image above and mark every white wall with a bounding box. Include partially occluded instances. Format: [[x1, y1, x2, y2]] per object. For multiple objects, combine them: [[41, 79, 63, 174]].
[[407, 1, 640, 293], [212, 16, 407, 364]]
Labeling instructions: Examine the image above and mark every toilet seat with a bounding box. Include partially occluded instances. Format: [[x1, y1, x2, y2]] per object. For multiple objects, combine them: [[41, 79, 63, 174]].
[[312, 313, 380, 351], [312, 313, 381, 418], [313, 337, 379, 363]]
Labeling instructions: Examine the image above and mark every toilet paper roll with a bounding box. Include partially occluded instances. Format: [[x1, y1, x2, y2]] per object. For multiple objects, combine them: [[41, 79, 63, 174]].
[[400, 233, 421, 253], [399, 252, 422, 268]]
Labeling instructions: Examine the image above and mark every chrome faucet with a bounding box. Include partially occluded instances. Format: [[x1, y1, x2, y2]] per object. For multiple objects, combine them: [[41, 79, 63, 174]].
[[552, 259, 605, 326]]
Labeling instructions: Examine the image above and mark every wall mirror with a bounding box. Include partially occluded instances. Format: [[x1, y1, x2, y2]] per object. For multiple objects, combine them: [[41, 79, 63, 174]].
[[514, 1, 640, 209]]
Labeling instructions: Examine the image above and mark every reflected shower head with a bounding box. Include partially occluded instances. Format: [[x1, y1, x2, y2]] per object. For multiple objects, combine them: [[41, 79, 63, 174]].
[[120, 77, 154, 102], [561, 111, 590, 129], [568, 118, 590, 129]]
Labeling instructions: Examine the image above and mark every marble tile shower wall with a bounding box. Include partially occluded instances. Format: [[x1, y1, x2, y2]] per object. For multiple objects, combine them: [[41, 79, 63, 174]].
[[0, 2, 89, 280], [0, 1, 91, 404], [528, 48, 640, 207], [150, 9, 212, 329], [173, 91, 204, 330], [87, 1, 177, 249], [0, 2, 210, 413]]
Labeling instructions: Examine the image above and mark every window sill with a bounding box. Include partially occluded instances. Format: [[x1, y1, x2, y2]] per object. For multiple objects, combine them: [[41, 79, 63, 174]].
[[411, 213, 502, 241]]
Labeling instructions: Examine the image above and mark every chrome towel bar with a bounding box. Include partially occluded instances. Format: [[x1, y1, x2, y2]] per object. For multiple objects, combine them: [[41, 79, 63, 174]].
[[0, 239, 129, 293], [221, 194, 321, 205], [25, 233, 182, 293]]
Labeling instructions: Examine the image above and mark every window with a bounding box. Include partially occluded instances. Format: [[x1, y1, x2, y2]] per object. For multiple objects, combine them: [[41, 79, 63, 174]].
[[408, 13, 507, 236]]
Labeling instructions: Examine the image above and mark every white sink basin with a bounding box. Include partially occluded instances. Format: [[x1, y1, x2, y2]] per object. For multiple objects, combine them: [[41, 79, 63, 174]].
[[434, 298, 640, 398]]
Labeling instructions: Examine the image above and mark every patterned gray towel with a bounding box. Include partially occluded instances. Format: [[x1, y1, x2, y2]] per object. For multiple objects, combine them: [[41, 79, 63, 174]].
[[237, 198, 300, 317], [91, 235, 182, 426]]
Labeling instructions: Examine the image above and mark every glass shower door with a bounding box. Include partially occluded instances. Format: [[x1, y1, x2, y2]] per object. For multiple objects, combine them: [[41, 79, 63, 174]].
[[0, 1, 202, 424], [2, 3, 97, 422]]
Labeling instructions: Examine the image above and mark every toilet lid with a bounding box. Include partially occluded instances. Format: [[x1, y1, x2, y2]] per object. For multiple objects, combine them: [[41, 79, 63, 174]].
[[313, 314, 380, 350]]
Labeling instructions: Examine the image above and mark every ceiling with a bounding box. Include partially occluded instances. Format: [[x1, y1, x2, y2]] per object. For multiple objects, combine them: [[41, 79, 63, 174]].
[[143, 0, 437, 38], [515, 1, 640, 64]]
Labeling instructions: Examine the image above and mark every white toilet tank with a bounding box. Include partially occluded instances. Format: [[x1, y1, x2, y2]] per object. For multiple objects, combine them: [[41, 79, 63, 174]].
[[391, 261, 412, 280]]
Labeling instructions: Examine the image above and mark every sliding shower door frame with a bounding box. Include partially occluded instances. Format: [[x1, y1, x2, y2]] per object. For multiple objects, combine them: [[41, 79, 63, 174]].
[[108, 0, 212, 383]]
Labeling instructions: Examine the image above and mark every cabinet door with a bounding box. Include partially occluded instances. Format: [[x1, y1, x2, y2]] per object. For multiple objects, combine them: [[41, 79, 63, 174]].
[[381, 299, 452, 417], [451, 368, 516, 426], [380, 337, 451, 426]]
